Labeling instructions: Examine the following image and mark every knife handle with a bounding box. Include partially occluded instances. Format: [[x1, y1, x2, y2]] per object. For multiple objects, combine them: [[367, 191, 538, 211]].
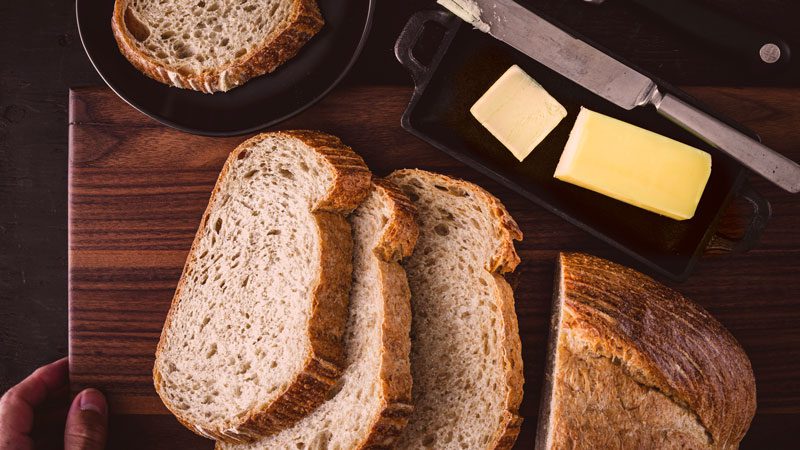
[[654, 92, 800, 193], [626, 0, 791, 69]]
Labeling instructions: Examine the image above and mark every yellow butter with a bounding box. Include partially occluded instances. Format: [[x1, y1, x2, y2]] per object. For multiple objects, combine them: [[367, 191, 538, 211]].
[[471, 65, 567, 162], [554, 107, 712, 221]]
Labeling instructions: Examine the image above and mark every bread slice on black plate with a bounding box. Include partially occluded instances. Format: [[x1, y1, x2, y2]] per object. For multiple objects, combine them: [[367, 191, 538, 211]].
[[112, 0, 323, 93]]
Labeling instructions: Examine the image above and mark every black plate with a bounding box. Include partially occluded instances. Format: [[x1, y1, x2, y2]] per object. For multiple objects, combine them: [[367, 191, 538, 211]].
[[395, 10, 771, 281], [76, 0, 374, 136]]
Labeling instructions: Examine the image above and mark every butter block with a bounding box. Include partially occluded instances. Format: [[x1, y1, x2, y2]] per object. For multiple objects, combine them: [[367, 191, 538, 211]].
[[554, 108, 712, 221], [471, 65, 567, 162]]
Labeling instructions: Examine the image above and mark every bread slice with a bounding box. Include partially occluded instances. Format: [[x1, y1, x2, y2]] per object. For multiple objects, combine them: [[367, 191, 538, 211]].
[[112, 0, 323, 93], [387, 169, 525, 450], [537, 252, 757, 450], [153, 131, 371, 443], [217, 179, 418, 450]]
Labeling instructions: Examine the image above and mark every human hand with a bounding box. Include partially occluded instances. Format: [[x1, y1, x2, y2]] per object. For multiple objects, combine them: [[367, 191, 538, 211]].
[[0, 357, 107, 450]]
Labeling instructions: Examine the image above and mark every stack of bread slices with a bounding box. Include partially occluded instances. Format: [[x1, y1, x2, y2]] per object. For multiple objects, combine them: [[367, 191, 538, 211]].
[[154, 131, 526, 449]]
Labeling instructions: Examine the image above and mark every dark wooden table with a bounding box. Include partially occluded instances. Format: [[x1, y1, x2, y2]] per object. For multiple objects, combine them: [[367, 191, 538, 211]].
[[2, 0, 800, 448]]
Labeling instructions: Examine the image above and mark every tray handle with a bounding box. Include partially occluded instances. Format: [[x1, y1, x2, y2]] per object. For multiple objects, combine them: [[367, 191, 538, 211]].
[[394, 10, 459, 88], [705, 181, 771, 254]]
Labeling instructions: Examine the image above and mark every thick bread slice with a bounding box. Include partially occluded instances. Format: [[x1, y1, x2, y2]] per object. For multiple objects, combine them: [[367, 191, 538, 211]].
[[537, 252, 757, 450], [153, 131, 371, 443], [387, 169, 525, 450], [218, 179, 418, 450], [112, 0, 323, 93]]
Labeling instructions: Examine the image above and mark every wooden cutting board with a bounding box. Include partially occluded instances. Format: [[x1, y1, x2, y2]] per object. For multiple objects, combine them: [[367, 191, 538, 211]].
[[69, 85, 800, 449]]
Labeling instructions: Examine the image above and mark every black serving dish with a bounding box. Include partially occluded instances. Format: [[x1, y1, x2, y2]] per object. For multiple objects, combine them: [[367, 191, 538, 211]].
[[395, 9, 770, 281], [77, 0, 374, 136]]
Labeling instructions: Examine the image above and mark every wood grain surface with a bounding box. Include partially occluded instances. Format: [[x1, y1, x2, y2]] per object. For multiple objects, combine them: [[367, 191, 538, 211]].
[[68, 86, 800, 449], [5, 0, 800, 400]]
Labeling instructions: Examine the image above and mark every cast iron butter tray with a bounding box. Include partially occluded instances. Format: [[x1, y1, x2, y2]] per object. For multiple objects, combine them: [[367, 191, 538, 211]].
[[395, 9, 770, 281]]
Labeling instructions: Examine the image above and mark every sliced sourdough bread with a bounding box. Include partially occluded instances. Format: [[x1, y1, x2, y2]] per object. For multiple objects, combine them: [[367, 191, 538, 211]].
[[112, 0, 323, 93], [153, 131, 371, 443], [218, 179, 418, 450], [387, 169, 525, 450], [537, 252, 757, 450]]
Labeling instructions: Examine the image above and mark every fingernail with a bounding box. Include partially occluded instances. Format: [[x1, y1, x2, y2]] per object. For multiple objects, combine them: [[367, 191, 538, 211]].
[[79, 388, 107, 416]]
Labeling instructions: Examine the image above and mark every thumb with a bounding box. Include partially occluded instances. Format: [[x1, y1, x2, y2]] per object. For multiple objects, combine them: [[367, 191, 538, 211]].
[[64, 389, 107, 450]]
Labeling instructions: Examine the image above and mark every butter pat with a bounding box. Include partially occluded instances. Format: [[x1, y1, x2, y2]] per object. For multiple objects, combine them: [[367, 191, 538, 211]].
[[554, 108, 712, 221], [471, 65, 567, 161]]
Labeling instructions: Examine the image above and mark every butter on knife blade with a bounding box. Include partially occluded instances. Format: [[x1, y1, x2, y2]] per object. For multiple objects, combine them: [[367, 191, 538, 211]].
[[437, 0, 490, 32]]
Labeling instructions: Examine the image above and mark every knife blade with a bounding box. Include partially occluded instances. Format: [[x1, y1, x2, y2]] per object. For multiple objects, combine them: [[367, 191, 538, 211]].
[[439, 0, 657, 109], [438, 0, 800, 193]]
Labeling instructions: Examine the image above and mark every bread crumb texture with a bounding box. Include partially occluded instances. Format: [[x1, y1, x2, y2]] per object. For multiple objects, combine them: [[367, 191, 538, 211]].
[[388, 169, 524, 450], [217, 181, 417, 450], [154, 131, 370, 442], [114, 0, 323, 92]]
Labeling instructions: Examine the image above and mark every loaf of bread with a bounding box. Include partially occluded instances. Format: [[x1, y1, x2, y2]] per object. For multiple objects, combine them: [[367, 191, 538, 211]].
[[112, 0, 323, 92], [388, 169, 525, 450], [153, 131, 371, 443], [537, 252, 757, 450], [217, 179, 418, 450]]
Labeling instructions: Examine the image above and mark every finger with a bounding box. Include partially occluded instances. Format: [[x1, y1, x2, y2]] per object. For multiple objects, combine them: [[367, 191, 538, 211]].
[[0, 430, 32, 450], [64, 388, 107, 450], [0, 357, 68, 443]]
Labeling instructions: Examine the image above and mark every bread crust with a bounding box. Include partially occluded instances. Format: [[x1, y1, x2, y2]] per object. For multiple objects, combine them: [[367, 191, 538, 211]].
[[356, 179, 418, 449], [487, 274, 525, 450], [387, 169, 524, 450], [539, 252, 757, 449], [153, 130, 371, 443], [370, 179, 419, 264], [112, 0, 324, 93]]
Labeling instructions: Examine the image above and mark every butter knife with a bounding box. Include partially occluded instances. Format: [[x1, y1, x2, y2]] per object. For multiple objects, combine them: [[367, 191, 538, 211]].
[[438, 0, 800, 193]]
